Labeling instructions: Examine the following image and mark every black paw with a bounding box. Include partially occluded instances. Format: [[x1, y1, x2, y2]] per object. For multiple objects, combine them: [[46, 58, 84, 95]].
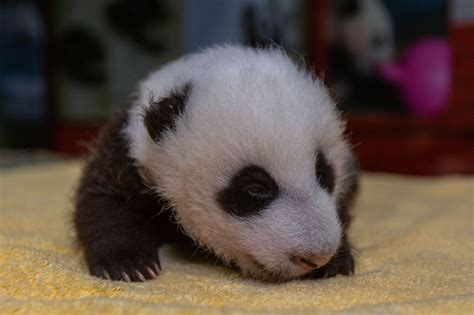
[[307, 249, 355, 279], [88, 249, 161, 282]]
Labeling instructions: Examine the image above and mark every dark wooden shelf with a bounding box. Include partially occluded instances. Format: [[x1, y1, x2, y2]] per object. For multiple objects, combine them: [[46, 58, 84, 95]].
[[346, 113, 474, 175]]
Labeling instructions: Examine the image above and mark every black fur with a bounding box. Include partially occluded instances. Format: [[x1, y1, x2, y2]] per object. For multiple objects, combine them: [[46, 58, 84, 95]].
[[316, 150, 335, 193], [216, 165, 279, 218], [74, 99, 190, 282], [310, 153, 359, 279], [144, 83, 190, 142]]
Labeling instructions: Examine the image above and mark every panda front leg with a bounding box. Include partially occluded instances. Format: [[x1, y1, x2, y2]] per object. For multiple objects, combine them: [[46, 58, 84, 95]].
[[74, 189, 167, 282], [308, 237, 355, 279], [310, 154, 358, 279]]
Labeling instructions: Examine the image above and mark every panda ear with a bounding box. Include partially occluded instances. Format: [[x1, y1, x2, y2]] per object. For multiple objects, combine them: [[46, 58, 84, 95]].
[[336, 0, 360, 17], [143, 83, 191, 142]]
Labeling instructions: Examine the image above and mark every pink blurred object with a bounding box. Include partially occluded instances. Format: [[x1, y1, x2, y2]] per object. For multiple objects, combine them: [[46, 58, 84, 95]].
[[378, 38, 451, 117]]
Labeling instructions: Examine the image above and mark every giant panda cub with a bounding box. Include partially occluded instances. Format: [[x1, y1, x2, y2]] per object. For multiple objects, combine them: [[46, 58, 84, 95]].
[[74, 45, 359, 283]]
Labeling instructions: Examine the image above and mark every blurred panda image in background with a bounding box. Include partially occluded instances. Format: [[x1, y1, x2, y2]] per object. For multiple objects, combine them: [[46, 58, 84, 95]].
[[328, 0, 400, 111]]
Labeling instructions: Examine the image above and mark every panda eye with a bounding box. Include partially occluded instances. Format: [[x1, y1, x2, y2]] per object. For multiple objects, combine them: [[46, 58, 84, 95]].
[[244, 183, 271, 199], [216, 165, 279, 217], [316, 150, 335, 193], [372, 35, 386, 48]]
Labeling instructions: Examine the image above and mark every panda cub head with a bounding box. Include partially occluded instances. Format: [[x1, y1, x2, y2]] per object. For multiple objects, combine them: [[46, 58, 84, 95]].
[[125, 45, 355, 281]]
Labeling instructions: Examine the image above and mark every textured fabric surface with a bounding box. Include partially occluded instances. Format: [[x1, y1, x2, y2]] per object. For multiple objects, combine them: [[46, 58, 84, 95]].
[[0, 161, 473, 314]]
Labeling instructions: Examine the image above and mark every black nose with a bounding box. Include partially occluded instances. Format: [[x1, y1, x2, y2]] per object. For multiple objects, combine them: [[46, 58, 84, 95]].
[[291, 253, 332, 271]]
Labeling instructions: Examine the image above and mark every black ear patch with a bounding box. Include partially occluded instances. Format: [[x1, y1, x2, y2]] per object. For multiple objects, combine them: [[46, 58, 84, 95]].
[[336, 0, 360, 17], [316, 150, 335, 193], [143, 83, 191, 142], [217, 165, 279, 218]]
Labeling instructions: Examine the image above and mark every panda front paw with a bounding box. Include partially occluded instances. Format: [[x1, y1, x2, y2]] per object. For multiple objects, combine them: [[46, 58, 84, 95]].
[[88, 249, 161, 282], [308, 249, 354, 279]]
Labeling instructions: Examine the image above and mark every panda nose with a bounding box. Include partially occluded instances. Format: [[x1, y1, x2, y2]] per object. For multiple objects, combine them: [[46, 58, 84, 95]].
[[291, 253, 332, 271]]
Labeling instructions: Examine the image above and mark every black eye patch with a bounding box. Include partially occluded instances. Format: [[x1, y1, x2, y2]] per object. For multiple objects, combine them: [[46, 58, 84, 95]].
[[216, 165, 279, 218], [316, 150, 335, 193]]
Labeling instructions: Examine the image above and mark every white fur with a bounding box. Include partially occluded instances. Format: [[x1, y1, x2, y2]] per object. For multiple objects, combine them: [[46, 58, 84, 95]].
[[124, 45, 354, 280]]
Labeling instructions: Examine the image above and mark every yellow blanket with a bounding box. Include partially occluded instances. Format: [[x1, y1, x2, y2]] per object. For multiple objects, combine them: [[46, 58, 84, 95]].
[[1, 161, 473, 314]]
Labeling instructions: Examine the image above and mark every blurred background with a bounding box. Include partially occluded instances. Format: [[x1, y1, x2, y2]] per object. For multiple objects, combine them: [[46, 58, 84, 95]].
[[0, 0, 473, 174]]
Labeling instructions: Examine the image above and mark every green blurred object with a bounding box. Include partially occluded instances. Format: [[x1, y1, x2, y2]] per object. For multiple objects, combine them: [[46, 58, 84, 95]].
[[54, 0, 183, 123]]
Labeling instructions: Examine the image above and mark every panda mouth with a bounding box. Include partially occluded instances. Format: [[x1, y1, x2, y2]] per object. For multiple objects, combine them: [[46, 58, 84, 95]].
[[251, 258, 270, 273], [248, 256, 296, 282]]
